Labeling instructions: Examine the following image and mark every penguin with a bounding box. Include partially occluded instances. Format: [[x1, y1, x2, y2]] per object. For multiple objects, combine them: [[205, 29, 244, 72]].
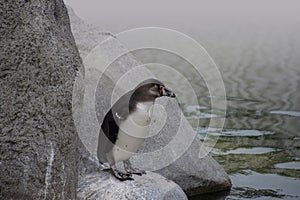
[[97, 78, 176, 181]]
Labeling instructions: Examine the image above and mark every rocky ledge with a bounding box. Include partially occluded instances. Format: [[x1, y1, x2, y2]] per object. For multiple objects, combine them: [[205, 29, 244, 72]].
[[78, 171, 187, 200]]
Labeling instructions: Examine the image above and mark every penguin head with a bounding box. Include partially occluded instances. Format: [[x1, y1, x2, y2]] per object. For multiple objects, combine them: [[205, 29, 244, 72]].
[[133, 79, 176, 102]]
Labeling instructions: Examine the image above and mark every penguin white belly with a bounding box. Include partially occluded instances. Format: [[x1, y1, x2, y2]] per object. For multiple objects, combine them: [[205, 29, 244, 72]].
[[112, 102, 152, 162]]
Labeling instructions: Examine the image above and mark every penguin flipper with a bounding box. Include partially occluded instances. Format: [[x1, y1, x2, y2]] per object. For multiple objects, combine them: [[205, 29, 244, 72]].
[[97, 129, 111, 164], [97, 90, 133, 164], [97, 110, 119, 164]]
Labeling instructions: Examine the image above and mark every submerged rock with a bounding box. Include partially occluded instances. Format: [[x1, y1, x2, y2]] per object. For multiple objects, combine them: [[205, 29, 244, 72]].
[[67, 5, 231, 197], [78, 171, 187, 200], [0, 0, 83, 199]]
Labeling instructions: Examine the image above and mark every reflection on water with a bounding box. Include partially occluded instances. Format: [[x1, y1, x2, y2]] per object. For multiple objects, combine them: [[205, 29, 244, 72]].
[[194, 127, 274, 138], [132, 26, 300, 199], [269, 110, 300, 117], [230, 170, 300, 200], [215, 147, 279, 155], [183, 103, 300, 199], [275, 162, 300, 170]]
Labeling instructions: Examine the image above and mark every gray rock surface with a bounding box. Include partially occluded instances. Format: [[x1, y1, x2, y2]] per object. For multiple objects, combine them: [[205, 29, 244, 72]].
[[67, 6, 113, 59], [134, 98, 232, 195], [67, 5, 231, 197], [77, 171, 188, 200], [66, 7, 188, 200], [0, 1, 82, 199]]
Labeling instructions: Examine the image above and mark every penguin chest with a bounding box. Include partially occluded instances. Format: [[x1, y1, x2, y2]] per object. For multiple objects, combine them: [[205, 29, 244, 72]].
[[112, 102, 152, 162]]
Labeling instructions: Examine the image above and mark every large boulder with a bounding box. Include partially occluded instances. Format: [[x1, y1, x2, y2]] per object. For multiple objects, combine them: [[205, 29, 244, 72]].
[[67, 5, 113, 59], [78, 171, 187, 200], [0, 1, 82, 199], [67, 5, 231, 197], [67, 7, 188, 199], [134, 98, 232, 195]]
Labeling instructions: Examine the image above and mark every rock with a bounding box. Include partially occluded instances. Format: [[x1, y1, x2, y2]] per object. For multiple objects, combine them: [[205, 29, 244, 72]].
[[77, 171, 188, 200], [66, 7, 188, 200], [0, 0, 83, 199], [67, 5, 231, 197], [67, 6, 113, 59], [133, 98, 232, 196]]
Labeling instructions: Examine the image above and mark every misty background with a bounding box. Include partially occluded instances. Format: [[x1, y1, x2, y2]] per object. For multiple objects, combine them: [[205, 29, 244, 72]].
[[63, 0, 300, 32], [63, 0, 300, 113]]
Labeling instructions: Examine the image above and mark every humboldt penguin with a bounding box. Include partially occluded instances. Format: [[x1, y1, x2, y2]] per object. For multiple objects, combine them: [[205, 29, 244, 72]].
[[97, 79, 176, 181]]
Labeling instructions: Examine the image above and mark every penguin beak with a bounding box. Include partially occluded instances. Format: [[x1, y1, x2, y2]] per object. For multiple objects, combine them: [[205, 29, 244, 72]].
[[160, 86, 176, 98]]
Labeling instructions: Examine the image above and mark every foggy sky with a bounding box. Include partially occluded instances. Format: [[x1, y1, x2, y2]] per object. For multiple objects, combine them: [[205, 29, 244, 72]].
[[64, 0, 300, 33]]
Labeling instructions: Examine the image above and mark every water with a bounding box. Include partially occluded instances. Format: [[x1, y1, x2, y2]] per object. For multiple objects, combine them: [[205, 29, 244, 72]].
[[183, 100, 300, 199]]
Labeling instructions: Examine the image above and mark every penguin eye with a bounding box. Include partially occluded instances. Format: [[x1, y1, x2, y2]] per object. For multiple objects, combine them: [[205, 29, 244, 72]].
[[148, 84, 160, 96], [150, 84, 159, 90]]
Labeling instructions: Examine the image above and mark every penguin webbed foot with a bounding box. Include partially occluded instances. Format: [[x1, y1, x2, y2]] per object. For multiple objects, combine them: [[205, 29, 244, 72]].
[[127, 167, 146, 176], [124, 160, 146, 176], [111, 166, 134, 181]]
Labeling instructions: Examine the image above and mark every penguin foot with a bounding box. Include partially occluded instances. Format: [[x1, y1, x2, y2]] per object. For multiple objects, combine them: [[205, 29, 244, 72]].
[[111, 167, 134, 181], [126, 168, 146, 176], [124, 160, 146, 176]]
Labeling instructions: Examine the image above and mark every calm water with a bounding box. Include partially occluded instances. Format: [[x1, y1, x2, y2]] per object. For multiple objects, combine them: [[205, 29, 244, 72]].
[[131, 26, 300, 199]]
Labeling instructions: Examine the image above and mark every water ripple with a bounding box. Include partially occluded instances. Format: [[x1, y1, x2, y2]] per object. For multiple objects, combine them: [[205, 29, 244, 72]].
[[269, 110, 300, 117]]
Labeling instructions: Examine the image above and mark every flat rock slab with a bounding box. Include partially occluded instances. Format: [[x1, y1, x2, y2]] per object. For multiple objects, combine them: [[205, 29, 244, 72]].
[[78, 171, 188, 200]]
